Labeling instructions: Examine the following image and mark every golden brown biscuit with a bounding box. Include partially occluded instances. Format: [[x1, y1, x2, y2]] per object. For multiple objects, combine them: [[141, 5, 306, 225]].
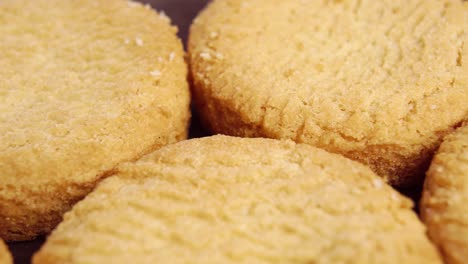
[[0, 240, 12, 264], [189, 0, 468, 187], [34, 136, 441, 264], [421, 124, 468, 264], [0, 0, 190, 241]]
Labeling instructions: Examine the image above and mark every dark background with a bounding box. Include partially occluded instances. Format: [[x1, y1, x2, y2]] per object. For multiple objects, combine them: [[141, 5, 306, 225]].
[[7, 1, 210, 263]]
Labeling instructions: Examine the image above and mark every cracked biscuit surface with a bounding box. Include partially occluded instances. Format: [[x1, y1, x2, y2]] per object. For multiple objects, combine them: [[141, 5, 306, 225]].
[[34, 136, 441, 264], [0, 239, 11, 264], [421, 124, 468, 264], [0, 0, 190, 241], [189, 0, 468, 186]]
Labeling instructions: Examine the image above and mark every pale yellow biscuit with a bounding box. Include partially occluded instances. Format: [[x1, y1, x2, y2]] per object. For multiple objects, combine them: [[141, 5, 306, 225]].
[[34, 136, 441, 264], [421, 124, 468, 264], [0, 240, 12, 264], [0, 0, 190, 241], [189, 0, 468, 187]]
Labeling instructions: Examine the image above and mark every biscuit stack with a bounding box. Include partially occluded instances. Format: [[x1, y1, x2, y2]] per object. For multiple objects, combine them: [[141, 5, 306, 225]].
[[0, 0, 467, 264]]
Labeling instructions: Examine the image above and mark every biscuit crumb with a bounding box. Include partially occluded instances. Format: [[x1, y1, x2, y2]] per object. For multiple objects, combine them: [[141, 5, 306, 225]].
[[127, 1, 139, 8], [159, 11, 170, 22], [215, 52, 224, 60], [150, 70, 161, 77], [210, 31, 219, 39], [424, 208, 434, 217], [200, 52, 212, 60], [430, 105, 437, 110], [373, 179, 384, 189], [135, 38, 143, 46]]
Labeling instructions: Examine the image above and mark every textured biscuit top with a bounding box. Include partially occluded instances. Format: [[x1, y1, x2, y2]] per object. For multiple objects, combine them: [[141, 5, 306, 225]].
[[0, 0, 190, 240], [421, 124, 468, 264], [34, 136, 441, 264], [189, 0, 468, 186], [0, 240, 11, 264]]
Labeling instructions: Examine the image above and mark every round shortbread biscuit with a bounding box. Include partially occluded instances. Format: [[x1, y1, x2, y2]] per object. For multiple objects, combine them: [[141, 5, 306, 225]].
[[188, 0, 468, 187], [0, 240, 12, 264], [421, 124, 468, 264], [0, 0, 190, 241], [34, 136, 441, 264]]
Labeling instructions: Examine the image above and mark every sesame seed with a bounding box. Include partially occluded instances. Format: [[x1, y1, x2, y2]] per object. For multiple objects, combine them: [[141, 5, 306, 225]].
[[169, 52, 176, 62], [124, 38, 130, 44], [430, 105, 437, 110]]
